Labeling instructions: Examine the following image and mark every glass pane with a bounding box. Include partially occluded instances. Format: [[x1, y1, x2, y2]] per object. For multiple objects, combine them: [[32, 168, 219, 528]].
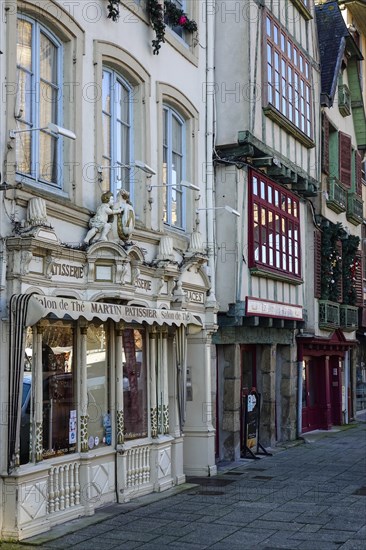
[[102, 113, 111, 161], [18, 69, 33, 123], [42, 321, 75, 459], [17, 19, 32, 70], [302, 365, 307, 408], [87, 323, 110, 448], [266, 16, 271, 37], [116, 122, 130, 166], [281, 33, 285, 52], [123, 329, 147, 440], [120, 83, 130, 123], [16, 122, 31, 175], [260, 180, 266, 199], [40, 82, 57, 126], [102, 71, 111, 114], [172, 115, 183, 153], [40, 33, 57, 83], [39, 131, 57, 183], [163, 109, 168, 147], [274, 189, 279, 207], [172, 153, 182, 185], [274, 25, 278, 44], [253, 176, 258, 195], [20, 328, 33, 465]]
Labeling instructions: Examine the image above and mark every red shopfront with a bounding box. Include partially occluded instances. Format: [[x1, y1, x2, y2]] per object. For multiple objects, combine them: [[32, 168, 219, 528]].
[[297, 331, 357, 433]]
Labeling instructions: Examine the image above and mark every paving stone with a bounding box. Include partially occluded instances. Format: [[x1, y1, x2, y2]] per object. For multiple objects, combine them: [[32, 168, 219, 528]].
[[176, 523, 239, 545], [212, 527, 277, 545], [339, 540, 366, 549], [245, 519, 303, 532], [297, 542, 341, 550]]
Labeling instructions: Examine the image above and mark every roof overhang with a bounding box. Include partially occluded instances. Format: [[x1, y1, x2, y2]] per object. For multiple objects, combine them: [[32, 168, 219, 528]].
[[339, 1, 366, 35], [19, 294, 203, 329]]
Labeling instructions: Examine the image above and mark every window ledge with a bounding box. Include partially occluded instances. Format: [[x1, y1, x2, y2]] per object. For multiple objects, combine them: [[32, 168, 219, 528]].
[[164, 27, 198, 67], [290, 0, 313, 21], [250, 266, 303, 285], [263, 105, 315, 149]]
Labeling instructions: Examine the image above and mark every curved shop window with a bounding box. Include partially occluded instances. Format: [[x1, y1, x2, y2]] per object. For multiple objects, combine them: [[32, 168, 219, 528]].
[[86, 323, 110, 448], [20, 321, 75, 464], [122, 328, 147, 440]]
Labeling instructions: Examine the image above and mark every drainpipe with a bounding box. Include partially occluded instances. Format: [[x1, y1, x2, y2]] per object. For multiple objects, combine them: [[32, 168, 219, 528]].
[[206, 0, 216, 302], [297, 344, 304, 438], [344, 351, 349, 424]]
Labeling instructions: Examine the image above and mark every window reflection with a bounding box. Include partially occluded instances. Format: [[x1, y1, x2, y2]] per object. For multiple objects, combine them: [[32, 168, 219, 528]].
[[123, 329, 147, 440]]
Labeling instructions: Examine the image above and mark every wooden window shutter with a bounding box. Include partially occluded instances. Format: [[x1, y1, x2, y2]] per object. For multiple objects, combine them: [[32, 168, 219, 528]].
[[322, 113, 329, 175], [314, 230, 322, 299], [339, 131, 352, 187], [336, 240, 343, 303], [356, 150, 362, 196], [355, 250, 363, 307]]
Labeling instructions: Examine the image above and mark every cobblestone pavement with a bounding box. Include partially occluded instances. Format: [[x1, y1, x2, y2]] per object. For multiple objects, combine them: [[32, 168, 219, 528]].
[[1, 422, 365, 549]]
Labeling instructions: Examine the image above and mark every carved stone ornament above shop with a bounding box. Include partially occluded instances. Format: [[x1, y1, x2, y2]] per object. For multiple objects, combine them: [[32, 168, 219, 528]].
[[14, 197, 59, 242], [83, 190, 136, 247]]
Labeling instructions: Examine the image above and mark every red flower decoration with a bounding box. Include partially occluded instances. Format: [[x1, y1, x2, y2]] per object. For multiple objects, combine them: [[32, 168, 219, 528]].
[[179, 15, 187, 25]]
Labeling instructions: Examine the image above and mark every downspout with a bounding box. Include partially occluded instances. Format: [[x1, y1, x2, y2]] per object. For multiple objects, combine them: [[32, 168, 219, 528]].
[[344, 351, 349, 424], [206, 0, 216, 302], [297, 345, 304, 438]]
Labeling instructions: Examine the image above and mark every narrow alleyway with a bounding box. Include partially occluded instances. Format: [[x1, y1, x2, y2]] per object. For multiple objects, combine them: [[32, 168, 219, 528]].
[[1, 423, 365, 550]]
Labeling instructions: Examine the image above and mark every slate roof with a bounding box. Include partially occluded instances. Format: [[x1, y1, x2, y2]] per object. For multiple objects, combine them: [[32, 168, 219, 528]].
[[315, 1, 350, 105]]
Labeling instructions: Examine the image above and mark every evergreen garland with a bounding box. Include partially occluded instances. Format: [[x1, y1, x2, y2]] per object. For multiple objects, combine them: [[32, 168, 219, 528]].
[[342, 234, 360, 305], [320, 222, 344, 302], [147, 0, 198, 55], [147, 0, 165, 55], [107, 0, 120, 21]]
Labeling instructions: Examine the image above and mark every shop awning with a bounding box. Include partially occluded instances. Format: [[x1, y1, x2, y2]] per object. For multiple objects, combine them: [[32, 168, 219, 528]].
[[25, 294, 203, 328]]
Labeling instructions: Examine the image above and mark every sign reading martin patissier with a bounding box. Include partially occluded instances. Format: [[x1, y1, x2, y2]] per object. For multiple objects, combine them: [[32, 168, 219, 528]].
[[25, 294, 202, 328]]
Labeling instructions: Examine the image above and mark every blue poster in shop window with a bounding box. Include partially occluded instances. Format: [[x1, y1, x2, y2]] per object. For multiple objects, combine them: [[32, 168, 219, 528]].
[[103, 413, 112, 445]]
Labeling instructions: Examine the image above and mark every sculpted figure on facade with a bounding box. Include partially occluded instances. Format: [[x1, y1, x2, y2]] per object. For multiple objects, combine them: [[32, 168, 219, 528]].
[[114, 189, 135, 243], [84, 191, 120, 245]]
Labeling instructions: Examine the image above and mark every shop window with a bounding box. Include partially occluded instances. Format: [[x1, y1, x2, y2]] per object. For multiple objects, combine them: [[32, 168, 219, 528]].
[[101, 67, 133, 196], [248, 170, 301, 279], [16, 16, 63, 187], [87, 323, 110, 448], [42, 321, 75, 459], [264, 13, 312, 138], [163, 105, 186, 229], [20, 328, 33, 465], [123, 328, 148, 440]]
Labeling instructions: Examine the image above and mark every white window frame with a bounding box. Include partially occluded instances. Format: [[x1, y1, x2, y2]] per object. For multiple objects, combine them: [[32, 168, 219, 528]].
[[102, 67, 134, 198], [16, 15, 63, 189], [163, 105, 186, 230]]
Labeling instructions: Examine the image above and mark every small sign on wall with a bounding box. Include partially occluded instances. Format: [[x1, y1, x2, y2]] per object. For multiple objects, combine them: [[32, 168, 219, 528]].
[[186, 367, 193, 401]]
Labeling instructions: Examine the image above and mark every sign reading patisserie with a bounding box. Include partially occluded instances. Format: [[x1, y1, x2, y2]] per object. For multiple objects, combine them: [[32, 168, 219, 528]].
[[51, 262, 85, 279]]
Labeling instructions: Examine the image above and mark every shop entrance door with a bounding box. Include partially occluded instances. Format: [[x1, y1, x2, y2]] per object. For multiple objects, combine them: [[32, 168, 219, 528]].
[[329, 357, 343, 425], [240, 345, 256, 453], [302, 358, 326, 432]]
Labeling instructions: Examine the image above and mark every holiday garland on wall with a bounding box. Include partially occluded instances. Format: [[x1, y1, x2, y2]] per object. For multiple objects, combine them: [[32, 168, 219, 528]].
[[106, 1, 198, 55], [320, 222, 344, 302], [342, 234, 360, 306], [320, 222, 361, 306]]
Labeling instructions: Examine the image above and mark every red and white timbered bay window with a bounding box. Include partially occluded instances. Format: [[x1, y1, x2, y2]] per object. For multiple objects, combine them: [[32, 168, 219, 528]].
[[248, 170, 301, 279], [265, 13, 312, 138]]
